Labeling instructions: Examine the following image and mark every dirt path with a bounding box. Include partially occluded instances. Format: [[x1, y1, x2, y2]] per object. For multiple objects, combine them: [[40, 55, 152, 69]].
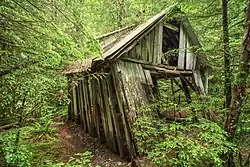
[[54, 120, 131, 167]]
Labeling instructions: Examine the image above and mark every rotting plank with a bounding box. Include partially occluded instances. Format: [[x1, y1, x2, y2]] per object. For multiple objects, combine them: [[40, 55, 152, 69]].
[[120, 56, 177, 70], [193, 70, 205, 94], [79, 80, 87, 132], [91, 77, 101, 140], [178, 24, 186, 70], [107, 75, 125, 157], [68, 79, 73, 120], [76, 85, 81, 124], [153, 24, 159, 64], [111, 62, 136, 158], [185, 39, 194, 70], [129, 47, 136, 59], [142, 64, 193, 76], [96, 76, 109, 144], [134, 63, 148, 103], [135, 40, 142, 60], [82, 78, 91, 133], [141, 37, 147, 61], [72, 85, 78, 122], [157, 21, 163, 64], [143, 70, 154, 102], [149, 29, 155, 63], [77, 80, 84, 128], [88, 77, 95, 137], [165, 22, 179, 32], [101, 76, 117, 153], [85, 77, 94, 136], [146, 33, 151, 62]]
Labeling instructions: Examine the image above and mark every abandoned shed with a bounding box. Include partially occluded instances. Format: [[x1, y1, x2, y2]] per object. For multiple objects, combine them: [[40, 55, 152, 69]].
[[65, 7, 209, 159]]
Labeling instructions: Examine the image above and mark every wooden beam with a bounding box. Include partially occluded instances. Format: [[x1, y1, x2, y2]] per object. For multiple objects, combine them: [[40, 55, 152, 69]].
[[120, 56, 177, 70], [164, 23, 179, 32], [142, 64, 193, 76]]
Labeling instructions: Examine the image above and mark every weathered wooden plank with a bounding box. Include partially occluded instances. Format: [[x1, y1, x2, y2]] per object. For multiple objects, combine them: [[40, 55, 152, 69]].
[[88, 77, 95, 136], [157, 21, 163, 64], [193, 51, 197, 70], [135, 40, 142, 60], [101, 76, 117, 153], [120, 56, 177, 70], [96, 76, 109, 144], [111, 62, 136, 158], [107, 75, 125, 157], [76, 85, 81, 124], [77, 80, 84, 128], [165, 22, 179, 32], [145, 33, 151, 62], [117, 60, 151, 157], [128, 47, 136, 59], [72, 85, 78, 122], [87, 77, 95, 136], [92, 77, 101, 140], [79, 80, 87, 132], [185, 39, 195, 70], [178, 24, 186, 70], [82, 78, 91, 133], [133, 63, 148, 105], [143, 70, 154, 102], [68, 79, 73, 120], [142, 64, 193, 76], [153, 24, 159, 64], [141, 37, 147, 61], [149, 29, 155, 63], [193, 70, 205, 94], [144, 70, 153, 86]]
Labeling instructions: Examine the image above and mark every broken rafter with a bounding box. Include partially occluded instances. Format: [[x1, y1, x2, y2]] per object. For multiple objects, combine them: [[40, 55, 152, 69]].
[[120, 56, 177, 70], [165, 23, 179, 32], [120, 56, 192, 76], [142, 64, 193, 76]]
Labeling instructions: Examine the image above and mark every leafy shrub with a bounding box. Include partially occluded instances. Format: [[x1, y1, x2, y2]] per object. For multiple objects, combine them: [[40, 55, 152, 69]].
[[0, 131, 32, 167], [134, 115, 236, 167]]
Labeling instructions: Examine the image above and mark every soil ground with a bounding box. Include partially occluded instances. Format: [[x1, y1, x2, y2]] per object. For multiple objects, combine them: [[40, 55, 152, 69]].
[[54, 120, 155, 167]]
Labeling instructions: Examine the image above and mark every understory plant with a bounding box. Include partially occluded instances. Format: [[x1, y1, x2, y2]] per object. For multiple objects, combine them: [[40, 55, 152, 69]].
[[134, 106, 236, 167]]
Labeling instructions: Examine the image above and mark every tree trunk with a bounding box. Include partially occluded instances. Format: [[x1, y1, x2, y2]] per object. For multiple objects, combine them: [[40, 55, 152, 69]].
[[222, 0, 232, 108], [225, 0, 250, 137]]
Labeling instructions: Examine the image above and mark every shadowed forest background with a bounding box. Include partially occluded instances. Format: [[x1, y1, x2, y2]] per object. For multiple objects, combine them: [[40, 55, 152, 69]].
[[0, 0, 250, 167]]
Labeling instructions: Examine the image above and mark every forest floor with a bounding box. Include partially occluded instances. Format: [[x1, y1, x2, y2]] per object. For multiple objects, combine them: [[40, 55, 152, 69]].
[[53, 120, 130, 167], [53, 120, 156, 167]]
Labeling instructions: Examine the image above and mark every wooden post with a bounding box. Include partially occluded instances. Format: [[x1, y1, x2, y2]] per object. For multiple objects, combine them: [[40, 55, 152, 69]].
[[178, 24, 186, 70]]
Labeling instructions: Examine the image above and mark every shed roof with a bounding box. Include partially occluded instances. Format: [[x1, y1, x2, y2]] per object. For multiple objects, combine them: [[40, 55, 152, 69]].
[[65, 4, 205, 74]]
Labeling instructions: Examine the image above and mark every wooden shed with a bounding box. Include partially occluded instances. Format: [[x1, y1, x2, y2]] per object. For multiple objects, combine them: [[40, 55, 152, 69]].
[[65, 7, 209, 159]]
